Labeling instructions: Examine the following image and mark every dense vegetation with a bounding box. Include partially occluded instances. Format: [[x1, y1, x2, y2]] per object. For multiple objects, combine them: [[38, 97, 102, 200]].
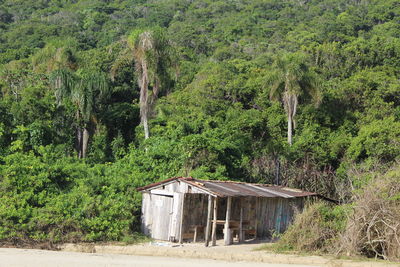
[[273, 166, 400, 261], [0, 0, 399, 258]]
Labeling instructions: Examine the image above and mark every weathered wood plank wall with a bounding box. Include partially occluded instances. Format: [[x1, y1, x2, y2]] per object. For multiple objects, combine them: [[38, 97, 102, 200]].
[[217, 196, 304, 239], [181, 193, 208, 239], [149, 194, 173, 240], [141, 191, 184, 241], [256, 197, 304, 238], [141, 192, 152, 236], [141, 180, 306, 241]]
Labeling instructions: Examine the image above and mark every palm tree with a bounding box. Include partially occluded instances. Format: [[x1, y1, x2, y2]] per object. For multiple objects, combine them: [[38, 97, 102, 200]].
[[269, 52, 320, 145], [112, 28, 174, 140], [32, 38, 78, 73], [51, 69, 109, 158]]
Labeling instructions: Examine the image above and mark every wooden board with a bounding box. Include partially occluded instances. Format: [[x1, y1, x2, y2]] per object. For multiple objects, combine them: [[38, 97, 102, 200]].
[[170, 192, 183, 241], [141, 193, 152, 236], [150, 194, 174, 240], [181, 194, 208, 241]]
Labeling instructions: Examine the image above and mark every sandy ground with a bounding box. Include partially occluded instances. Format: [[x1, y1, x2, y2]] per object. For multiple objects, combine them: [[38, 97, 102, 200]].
[[57, 240, 399, 267], [0, 248, 318, 267]]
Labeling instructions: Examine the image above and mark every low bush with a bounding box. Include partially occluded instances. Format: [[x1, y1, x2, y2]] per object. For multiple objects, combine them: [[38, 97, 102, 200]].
[[275, 165, 400, 262], [0, 149, 154, 245], [273, 202, 349, 253], [338, 166, 400, 261]]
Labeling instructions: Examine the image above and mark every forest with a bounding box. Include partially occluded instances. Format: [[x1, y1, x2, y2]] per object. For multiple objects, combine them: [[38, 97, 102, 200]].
[[0, 0, 399, 261]]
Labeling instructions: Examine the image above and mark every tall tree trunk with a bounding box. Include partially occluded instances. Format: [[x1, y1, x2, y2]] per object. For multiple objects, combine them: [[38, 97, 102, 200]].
[[284, 90, 297, 146], [287, 113, 293, 145], [139, 60, 150, 140], [82, 127, 89, 158], [275, 156, 280, 185], [75, 110, 83, 158], [143, 116, 150, 139], [77, 127, 83, 158]]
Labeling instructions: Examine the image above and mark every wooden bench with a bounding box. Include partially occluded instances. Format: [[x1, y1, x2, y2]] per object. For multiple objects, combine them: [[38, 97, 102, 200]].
[[182, 225, 205, 242], [213, 220, 254, 242]]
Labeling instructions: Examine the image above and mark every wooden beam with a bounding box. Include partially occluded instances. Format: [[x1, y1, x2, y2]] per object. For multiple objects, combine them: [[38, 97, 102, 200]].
[[193, 226, 198, 243], [205, 195, 213, 246], [150, 189, 174, 197], [239, 197, 243, 243], [224, 196, 232, 245], [179, 193, 185, 244], [211, 197, 218, 246], [254, 197, 259, 239]]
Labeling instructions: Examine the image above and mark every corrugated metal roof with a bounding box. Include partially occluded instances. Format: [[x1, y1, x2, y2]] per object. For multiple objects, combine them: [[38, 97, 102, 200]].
[[191, 178, 317, 198], [137, 177, 319, 199]]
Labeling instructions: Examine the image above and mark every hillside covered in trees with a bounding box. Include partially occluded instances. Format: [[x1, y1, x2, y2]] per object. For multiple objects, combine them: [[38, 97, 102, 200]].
[[0, 0, 399, 260]]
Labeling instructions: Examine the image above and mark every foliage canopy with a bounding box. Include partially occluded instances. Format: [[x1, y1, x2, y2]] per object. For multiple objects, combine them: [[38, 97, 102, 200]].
[[0, 0, 398, 250]]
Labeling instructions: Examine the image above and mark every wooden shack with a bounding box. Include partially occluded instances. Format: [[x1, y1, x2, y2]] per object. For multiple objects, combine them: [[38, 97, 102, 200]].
[[137, 177, 322, 246]]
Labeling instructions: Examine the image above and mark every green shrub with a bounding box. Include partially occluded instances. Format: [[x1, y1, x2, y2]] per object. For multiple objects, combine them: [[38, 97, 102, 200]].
[[0, 148, 146, 244], [273, 202, 350, 253]]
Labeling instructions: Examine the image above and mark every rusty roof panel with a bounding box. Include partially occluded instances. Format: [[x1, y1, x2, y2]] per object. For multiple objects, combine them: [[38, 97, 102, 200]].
[[137, 177, 320, 199], [259, 185, 318, 198], [190, 178, 319, 198], [229, 183, 277, 197]]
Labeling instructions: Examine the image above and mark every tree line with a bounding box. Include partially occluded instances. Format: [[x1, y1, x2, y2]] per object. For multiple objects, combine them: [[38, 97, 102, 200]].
[[0, 0, 398, 250]]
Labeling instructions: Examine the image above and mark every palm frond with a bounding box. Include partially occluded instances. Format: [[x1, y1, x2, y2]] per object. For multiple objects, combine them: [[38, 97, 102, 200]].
[[32, 39, 77, 73], [110, 38, 135, 82], [268, 67, 285, 101], [77, 70, 110, 122], [50, 69, 75, 105]]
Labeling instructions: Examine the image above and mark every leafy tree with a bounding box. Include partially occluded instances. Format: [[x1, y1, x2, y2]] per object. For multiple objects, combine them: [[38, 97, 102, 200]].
[[268, 52, 321, 145], [347, 117, 400, 163], [51, 69, 109, 158], [0, 0, 399, 248], [112, 28, 174, 140], [31, 38, 78, 73]]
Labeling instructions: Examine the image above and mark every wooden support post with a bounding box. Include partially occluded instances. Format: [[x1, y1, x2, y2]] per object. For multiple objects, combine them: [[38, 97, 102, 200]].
[[211, 197, 218, 246], [254, 197, 259, 239], [205, 195, 212, 247], [239, 197, 243, 243], [179, 193, 185, 244], [224, 196, 232, 245], [193, 226, 198, 243]]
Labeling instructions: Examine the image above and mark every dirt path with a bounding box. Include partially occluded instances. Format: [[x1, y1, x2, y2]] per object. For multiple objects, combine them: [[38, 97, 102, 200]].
[[58, 241, 399, 267], [0, 248, 318, 267]]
